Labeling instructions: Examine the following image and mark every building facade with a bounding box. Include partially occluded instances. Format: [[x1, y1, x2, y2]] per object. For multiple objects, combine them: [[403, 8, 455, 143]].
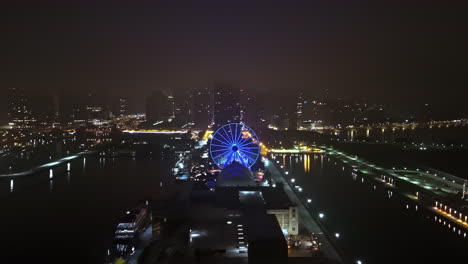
[[7, 87, 35, 128], [214, 83, 240, 126]]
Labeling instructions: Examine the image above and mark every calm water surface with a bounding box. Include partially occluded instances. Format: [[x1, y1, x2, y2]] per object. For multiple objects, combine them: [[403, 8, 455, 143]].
[[279, 153, 468, 263], [0, 156, 170, 263]]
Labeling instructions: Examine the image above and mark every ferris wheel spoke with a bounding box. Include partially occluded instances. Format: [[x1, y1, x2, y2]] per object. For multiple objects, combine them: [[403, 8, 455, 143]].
[[222, 126, 235, 144], [211, 148, 230, 153], [239, 149, 259, 157], [226, 125, 236, 143], [235, 124, 243, 144], [223, 151, 235, 169], [238, 138, 256, 147], [235, 151, 248, 167], [213, 150, 230, 162], [229, 126, 237, 144], [239, 151, 257, 167], [210, 143, 230, 148], [216, 129, 232, 145], [233, 124, 238, 144], [237, 136, 251, 147], [235, 124, 242, 144], [244, 152, 258, 164], [240, 146, 260, 150], [212, 137, 229, 145]]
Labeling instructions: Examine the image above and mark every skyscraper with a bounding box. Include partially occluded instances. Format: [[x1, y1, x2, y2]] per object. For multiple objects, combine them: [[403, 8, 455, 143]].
[[7, 87, 35, 128], [119, 98, 127, 117], [165, 95, 175, 121], [193, 87, 213, 128], [214, 83, 240, 126], [174, 91, 193, 126], [296, 91, 304, 130], [145, 90, 167, 125], [241, 90, 267, 128]]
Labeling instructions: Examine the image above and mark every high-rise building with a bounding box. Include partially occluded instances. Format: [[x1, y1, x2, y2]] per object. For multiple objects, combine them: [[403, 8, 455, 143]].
[[296, 91, 304, 130], [193, 87, 213, 128], [31, 94, 55, 128], [214, 83, 240, 126], [174, 91, 193, 126], [73, 105, 87, 125], [145, 90, 175, 125], [241, 90, 267, 128], [119, 98, 127, 117], [7, 87, 35, 128], [145, 90, 167, 125], [165, 95, 175, 121], [84, 92, 110, 125]]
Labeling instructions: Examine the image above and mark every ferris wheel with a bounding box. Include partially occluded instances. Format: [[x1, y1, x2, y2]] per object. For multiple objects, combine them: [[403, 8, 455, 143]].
[[209, 123, 260, 169]]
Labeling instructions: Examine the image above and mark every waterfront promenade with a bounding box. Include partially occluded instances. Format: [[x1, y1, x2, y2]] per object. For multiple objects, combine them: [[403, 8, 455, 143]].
[[266, 160, 344, 263]]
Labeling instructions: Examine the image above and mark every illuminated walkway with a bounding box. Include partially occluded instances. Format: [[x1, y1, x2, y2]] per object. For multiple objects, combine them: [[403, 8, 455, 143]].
[[266, 159, 344, 263], [323, 146, 464, 195], [0, 151, 93, 178], [319, 146, 468, 231]]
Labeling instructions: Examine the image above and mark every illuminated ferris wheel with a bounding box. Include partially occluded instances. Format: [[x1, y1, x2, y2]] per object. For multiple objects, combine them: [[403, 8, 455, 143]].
[[209, 123, 260, 169]]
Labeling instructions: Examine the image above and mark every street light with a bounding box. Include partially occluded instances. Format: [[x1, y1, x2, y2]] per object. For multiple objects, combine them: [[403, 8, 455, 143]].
[[319, 213, 324, 219], [285, 171, 289, 175], [291, 178, 296, 183], [356, 260, 363, 264], [307, 199, 312, 203], [335, 233, 340, 238]]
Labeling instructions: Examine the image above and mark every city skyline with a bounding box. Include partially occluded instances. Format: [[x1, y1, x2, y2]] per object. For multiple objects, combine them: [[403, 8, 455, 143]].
[[4, 85, 462, 130], [2, 1, 467, 116], [1, 2, 468, 262]]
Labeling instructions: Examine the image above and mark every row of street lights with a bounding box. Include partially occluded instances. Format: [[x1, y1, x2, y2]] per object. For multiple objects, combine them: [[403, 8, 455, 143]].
[[272, 155, 364, 264]]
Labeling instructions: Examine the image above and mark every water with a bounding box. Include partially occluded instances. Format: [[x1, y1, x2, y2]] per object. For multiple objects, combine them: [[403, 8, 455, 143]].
[[331, 126, 468, 145], [0, 156, 170, 263], [330, 143, 468, 180], [278, 153, 468, 263]]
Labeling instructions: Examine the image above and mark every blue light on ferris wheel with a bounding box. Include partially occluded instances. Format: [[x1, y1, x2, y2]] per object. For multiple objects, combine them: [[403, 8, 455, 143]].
[[209, 123, 260, 169]]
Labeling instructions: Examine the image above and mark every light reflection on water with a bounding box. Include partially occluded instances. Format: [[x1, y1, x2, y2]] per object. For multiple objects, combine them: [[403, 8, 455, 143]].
[[0, 157, 168, 263], [330, 126, 468, 146], [274, 153, 468, 263]]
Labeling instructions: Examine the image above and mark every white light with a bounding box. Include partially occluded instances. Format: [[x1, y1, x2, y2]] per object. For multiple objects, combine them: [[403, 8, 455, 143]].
[[49, 169, 53, 178], [319, 213, 324, 219], [291, 178, 296, 183], [357, 261, 363, 264], [335, 233, 340, 238], [285, 171, 289, 175], [307, 199, 312, 203], [227, 221, 232, 224]]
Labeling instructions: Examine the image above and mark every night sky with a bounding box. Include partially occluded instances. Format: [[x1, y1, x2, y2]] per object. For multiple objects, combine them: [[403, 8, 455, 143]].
[[1, 0, 467, 116]]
